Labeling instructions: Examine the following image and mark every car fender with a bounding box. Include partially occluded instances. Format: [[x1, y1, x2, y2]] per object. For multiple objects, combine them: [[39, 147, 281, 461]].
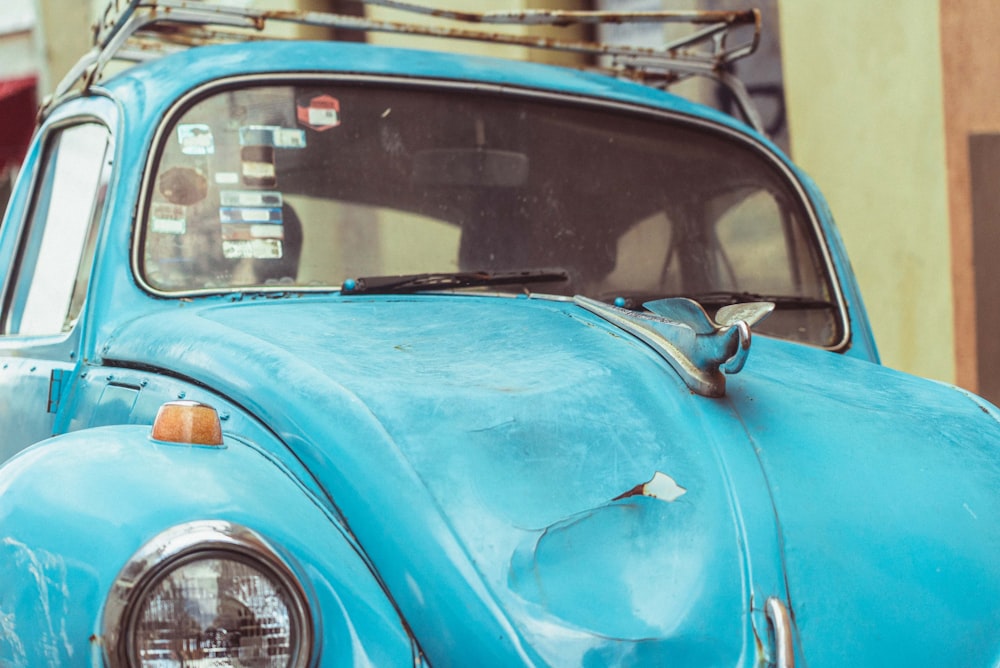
[[0, 424, 414, 667]]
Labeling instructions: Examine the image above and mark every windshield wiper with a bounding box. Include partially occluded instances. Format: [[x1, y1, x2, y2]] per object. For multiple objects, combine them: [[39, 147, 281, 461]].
[[683, 291, 836, 310], [341, 269, 569, 295], [608, 290, 836, 311]]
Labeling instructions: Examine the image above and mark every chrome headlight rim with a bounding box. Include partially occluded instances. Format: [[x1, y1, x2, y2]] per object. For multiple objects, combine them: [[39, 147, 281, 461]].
[[103, 519, 313, 668]]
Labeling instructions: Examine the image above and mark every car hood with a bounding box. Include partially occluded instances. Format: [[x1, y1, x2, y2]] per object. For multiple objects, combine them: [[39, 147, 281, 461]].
[[725, 341, 1000, 667], [101, 295, 1000, 666]]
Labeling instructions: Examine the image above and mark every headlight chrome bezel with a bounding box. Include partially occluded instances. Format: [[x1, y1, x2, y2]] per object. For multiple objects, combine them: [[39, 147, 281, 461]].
[[103, 520, 313, 667]]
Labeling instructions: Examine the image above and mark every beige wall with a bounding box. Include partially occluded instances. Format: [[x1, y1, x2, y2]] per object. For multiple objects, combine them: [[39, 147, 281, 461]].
[[779, 1, 954, 383]]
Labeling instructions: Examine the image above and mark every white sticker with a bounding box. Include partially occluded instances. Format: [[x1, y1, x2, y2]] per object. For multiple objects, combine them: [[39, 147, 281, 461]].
[[222, 240, 254, 259], [251, 224, 284, 239], [251, 238, 283, 259], [223, 238, 284, 260], [273, 128, 307, 149], [215, 172, 240, 185], [242, 161, 276, 179], [308, 107, 338, 126], [177, 124, 214, 155], [239, 125, 307, 149], [150, 203, 186, 234], [151, 218, 186, 235], [238, 208, 274, 223]]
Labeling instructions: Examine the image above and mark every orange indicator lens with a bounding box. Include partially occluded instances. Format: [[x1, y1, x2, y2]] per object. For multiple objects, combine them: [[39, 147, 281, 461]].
[[151, 400, 224, 446]]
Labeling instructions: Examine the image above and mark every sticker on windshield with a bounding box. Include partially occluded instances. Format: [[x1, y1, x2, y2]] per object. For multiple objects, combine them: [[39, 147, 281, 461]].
[[177, 124, 215, 155], [297, 94, 340, 131], [220, 190, 283, 208], [239, 125, 306, 149], [220, 206, 282, 224], [241, 146, 277, 187], [219, 187, 285, 260], [221, 221, 283, 240], [222, 239, 284, 260], [150, 203, 187, 234]]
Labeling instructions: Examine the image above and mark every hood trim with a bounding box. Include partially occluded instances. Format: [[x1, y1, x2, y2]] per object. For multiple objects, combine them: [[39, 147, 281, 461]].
[[574, 295, 774, 397]]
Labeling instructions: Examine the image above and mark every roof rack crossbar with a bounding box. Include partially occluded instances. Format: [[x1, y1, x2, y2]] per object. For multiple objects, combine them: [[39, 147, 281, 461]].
[[361, 0, 755, 27], [47, 0, 764, 133]]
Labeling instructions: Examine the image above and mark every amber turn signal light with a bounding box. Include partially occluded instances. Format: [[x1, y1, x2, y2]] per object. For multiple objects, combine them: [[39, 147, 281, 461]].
[[151, 400, 224, 446]]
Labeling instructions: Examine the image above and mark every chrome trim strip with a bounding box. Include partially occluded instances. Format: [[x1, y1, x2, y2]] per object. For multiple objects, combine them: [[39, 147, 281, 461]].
[[102, 520, 313, 668], [765, 596, 795, 668], [131, 71, 851, 351]]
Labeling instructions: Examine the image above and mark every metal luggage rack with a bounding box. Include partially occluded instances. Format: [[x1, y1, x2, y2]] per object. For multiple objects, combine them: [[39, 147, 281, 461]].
[[45, 0, 764, 131]]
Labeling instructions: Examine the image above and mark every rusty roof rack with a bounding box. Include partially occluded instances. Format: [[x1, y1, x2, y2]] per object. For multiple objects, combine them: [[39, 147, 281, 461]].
[[45, 0, 764, 131]]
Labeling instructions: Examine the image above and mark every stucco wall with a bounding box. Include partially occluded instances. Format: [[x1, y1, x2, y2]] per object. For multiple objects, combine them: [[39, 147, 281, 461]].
[[779, 1, 954, 383]]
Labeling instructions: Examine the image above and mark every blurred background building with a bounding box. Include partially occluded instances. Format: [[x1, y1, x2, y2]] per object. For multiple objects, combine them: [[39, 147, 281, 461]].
[[3, 0, 998, 406], [0, 0, 41, 204]]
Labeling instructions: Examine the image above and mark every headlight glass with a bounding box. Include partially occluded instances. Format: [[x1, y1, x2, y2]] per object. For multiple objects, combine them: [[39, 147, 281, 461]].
[[105, 521, 312, 668], [133, 555, 299, 666]]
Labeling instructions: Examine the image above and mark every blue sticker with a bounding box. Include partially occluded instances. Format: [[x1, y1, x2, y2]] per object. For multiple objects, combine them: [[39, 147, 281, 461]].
[[220, 190, 283, 208], [220, 207, 283, 224], [239, 125, 306, 149]]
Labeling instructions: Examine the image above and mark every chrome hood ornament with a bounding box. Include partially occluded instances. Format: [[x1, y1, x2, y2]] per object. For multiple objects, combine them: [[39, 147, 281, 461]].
[[574, 295, 775, 398]]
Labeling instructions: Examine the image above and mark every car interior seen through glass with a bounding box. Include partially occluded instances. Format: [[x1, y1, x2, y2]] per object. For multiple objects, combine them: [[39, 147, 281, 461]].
[[142, 83, 839, 346]]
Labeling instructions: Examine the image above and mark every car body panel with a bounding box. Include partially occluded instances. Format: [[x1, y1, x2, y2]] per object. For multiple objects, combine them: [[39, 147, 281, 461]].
[[728, 344, 1000, 666], [96, 295, 770, 664], [0, 425, 415, 666], [93, 294, 1000, 665]]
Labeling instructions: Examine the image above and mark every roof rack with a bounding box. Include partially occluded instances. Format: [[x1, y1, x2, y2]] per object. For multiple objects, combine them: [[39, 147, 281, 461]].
[[45, 0, 764, 132]]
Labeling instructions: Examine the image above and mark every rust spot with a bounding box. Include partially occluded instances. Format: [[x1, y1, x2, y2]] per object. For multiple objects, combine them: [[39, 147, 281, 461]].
[[614, 481, 646, 500]]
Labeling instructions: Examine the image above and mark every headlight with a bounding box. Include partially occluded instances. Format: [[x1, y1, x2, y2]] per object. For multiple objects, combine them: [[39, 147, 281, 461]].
[[104, 521, 313, 667]]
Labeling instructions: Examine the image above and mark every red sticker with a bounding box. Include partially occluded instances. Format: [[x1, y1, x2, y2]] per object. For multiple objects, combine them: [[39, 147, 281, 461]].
[[297, 94, 341, 132]]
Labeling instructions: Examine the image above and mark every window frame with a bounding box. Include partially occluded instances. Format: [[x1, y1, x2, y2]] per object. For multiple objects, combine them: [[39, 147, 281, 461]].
[[0, 100, 116, 354]]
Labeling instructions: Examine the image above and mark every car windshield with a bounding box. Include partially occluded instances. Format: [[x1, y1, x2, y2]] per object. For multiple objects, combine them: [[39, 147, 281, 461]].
[[140, 81, 842, 346]]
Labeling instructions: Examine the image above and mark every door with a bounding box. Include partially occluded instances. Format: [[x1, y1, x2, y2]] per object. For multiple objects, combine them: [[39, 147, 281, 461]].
[[0, 115, 111, 463]]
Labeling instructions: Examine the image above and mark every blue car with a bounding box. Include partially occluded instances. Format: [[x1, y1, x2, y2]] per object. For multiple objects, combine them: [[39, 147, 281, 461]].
[[1, 2, 997, 666]]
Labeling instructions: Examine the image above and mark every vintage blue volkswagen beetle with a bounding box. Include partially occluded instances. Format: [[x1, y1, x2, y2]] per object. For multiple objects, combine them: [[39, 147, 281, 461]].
[[0, 1, 998, 666]]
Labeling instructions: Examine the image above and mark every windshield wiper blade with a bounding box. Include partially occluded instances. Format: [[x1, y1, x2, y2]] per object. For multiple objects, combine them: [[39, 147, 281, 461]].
[[608, 291, 836, 311], [681, 291, 836, 310], [341, 269, 569, 295]]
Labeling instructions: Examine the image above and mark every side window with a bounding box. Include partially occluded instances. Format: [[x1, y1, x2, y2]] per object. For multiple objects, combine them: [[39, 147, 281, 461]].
[[3, 122, 110, 336]]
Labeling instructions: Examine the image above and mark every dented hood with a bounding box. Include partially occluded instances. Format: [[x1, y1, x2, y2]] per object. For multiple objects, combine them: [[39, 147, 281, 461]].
[[101, 295, 1000, 666]]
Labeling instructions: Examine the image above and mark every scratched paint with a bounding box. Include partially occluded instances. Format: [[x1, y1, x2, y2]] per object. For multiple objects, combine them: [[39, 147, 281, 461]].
[[0, 538, 74, 667]]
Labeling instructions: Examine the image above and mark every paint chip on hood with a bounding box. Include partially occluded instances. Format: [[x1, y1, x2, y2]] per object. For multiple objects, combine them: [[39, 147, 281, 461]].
[[614, 471, 687, 503]]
